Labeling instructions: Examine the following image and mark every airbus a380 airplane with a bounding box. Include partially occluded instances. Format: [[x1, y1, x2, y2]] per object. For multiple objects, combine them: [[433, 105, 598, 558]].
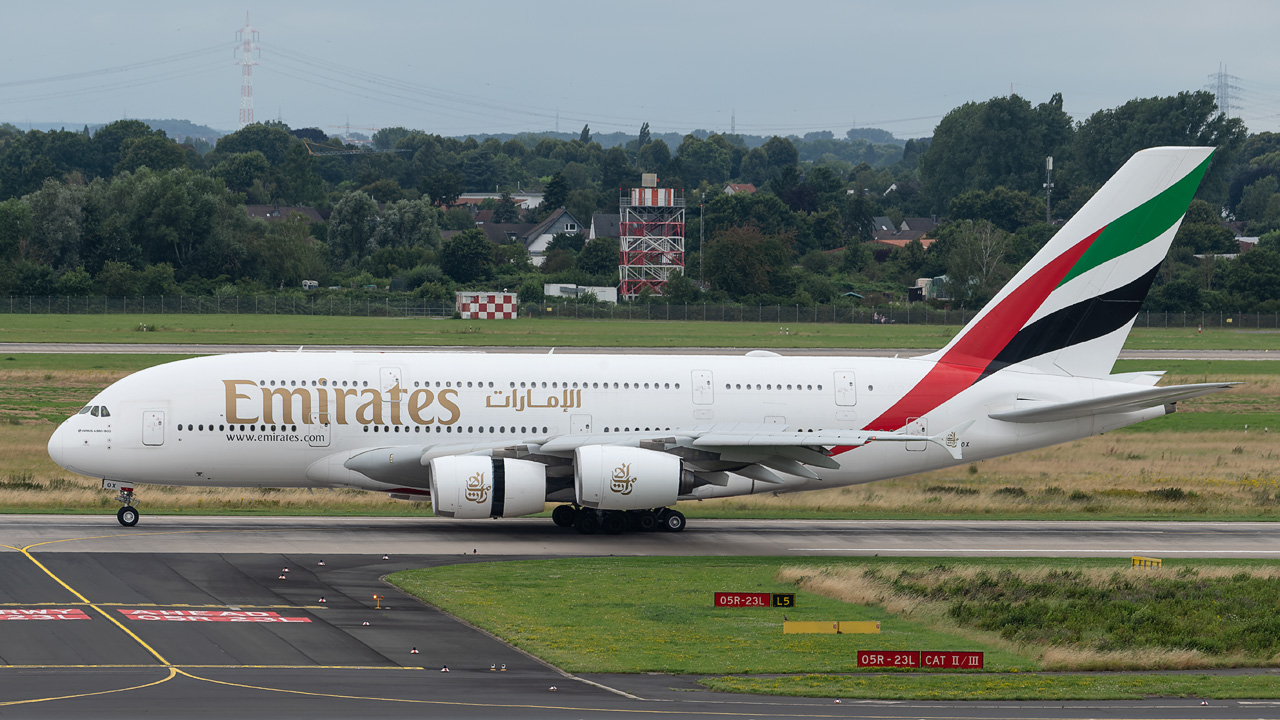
[[49, 146, 1236, 533]]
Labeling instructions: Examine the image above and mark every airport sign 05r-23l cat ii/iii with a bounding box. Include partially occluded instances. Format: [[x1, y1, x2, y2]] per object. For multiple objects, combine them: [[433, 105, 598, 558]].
[[48, 147, 1236, 534]]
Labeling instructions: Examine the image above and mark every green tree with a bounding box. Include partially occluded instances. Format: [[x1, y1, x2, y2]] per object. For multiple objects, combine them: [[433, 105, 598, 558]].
[[1072, 91, 1245, 202], [761, 136, 799, 177], [949, 186, 1043, 232], [492, 192, 520, 223], [577, 236, 618, 276], [578, 124, 591, 144], [328, 191, 380, 261], [116, 134, 188, 173], [95, 260, 140, 296], [372, 126, 410, 151], [600, 147, 633, 190], [25, 179, 83, 269], [1237, 176, 1278, 224], [0, 197, 32, 261], [211, 151, 272, 197], [55, 266, 93, 296], [371, 198, 442, 250], [421, 172, 464, 207], [439, 228, 494, 283], [919, 93, 1072, 213], [542, 172, 569, 212], [703, 225, 792, 299], [212, 122, 295, 165], [637, 139, 670, 175], [91, 120, 155, 177], [943, 220, 1014, 308], [675, 135, 731, 188]]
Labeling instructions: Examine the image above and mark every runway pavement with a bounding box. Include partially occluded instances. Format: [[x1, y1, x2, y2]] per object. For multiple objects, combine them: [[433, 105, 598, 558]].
[[1, 515, 1277, 719], [1, 342, 1277, 360]]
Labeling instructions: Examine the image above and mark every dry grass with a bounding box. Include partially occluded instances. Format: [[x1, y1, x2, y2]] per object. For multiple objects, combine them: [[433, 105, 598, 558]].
[[700, 430, 1280, 517], [777, 563, 1280, 671]]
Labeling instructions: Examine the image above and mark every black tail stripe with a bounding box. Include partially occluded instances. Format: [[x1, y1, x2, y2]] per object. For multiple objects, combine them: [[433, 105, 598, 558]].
[[979, 264, 1161, 379]]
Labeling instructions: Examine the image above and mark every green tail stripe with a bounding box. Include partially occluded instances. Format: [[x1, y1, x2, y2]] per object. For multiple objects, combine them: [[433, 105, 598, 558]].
[[1057, 152, 1213, 288]]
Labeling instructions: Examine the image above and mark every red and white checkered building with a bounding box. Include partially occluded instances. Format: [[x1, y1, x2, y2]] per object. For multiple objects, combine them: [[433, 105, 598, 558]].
[[455, 291, 518, 319]]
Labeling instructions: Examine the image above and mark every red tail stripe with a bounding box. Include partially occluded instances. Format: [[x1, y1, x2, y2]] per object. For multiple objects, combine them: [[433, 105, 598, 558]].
[[856, 229, 1102, 437]]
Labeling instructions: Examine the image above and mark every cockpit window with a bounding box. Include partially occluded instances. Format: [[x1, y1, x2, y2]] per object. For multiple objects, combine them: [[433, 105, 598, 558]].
[[90, 406, 100, 417], [78, 406, 92, 415], [99, 406, 110, 418]]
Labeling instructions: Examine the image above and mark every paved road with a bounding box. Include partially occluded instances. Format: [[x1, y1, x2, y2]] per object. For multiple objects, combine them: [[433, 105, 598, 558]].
[[1, 342, 1277, 360], [3, 515, 1278, 557], [1, 515, 1277, 719]]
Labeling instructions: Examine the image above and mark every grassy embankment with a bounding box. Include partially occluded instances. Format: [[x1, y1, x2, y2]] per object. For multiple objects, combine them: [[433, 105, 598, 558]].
[[3, 312, 1279, 349], [388, 556, 1280, 700], [1, 316, 1276, 517]]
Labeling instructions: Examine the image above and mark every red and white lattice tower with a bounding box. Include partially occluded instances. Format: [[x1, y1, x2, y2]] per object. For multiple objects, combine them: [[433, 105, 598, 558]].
[[235, 13, 260, 128], [618, 178, 684, 299]]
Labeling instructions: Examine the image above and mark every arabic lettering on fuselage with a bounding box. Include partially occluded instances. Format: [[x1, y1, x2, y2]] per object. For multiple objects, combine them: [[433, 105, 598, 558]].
[[222, 381, 586, 427], [484, 389, 582, 412]]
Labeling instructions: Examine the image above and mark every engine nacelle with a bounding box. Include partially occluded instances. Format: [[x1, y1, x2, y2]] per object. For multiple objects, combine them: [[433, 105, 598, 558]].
[[429, 456, 547, 519], [574, 445, 682, 510]]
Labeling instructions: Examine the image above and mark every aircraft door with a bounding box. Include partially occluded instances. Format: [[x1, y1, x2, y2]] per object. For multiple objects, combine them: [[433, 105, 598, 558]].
[[571, 414, 592, 434], [380, 366, 402, 417], [834, 371, 857, 406], [692, 370, 714, 405], [307, 420, 331, 447], [142, 411, 165, 446], [906, 417, 927, 451]]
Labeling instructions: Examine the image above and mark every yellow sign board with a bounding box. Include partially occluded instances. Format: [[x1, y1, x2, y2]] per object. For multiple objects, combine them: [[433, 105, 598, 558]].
[[1131, 556, 1163, 568], [783, 621, 881, 634]]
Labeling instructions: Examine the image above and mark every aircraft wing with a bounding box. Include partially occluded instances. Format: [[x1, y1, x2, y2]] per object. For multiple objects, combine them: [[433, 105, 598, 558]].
[[988, 382, 1239, 424], [340, 421, 977, 488]]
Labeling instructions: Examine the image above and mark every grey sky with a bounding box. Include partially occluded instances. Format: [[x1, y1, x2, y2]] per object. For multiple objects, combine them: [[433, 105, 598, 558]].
[[2, 1, 1277, 138]]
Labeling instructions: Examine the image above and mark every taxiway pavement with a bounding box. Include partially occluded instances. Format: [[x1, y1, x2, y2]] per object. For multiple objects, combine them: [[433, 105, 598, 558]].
[[1, 515, 1277, 719]]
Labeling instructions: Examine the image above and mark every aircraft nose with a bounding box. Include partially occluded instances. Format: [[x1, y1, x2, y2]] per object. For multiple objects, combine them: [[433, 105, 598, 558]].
[[47, 421, 70, 471]]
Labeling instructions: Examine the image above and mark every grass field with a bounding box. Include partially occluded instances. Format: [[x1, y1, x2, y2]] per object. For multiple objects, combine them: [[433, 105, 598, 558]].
[[2, 313, 1277, 349], [387, 556, 1280, 700], [3, 353, 1276, 518]]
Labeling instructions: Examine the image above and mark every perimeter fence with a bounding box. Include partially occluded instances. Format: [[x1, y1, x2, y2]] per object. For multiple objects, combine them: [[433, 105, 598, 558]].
[[3, 295, 1279, 329]]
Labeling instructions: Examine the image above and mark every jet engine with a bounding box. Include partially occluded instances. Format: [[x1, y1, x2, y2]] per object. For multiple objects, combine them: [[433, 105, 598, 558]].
[[429, 456, 547, 519], [574, 445, 683, 510]]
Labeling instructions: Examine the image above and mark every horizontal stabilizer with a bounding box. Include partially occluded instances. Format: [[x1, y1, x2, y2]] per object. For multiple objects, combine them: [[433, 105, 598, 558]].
[[988, 382, 1239, 424]]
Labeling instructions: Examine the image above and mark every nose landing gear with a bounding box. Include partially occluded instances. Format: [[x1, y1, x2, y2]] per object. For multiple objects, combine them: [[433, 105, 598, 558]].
[[114, 487, 140, 527]]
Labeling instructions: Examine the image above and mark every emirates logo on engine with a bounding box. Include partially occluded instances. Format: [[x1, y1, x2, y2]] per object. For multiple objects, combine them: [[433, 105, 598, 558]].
[[610, 463, 637, 496], [464, 472, 489, 504]]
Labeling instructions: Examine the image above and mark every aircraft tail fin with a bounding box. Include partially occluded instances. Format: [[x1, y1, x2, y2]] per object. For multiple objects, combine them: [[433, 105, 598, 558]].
[[920, 146, 1214, 380]]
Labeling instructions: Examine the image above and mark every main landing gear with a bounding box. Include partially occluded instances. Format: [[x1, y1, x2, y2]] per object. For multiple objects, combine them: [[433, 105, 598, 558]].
[[551, 505, 685, 535], [114, 487, 140, 527]]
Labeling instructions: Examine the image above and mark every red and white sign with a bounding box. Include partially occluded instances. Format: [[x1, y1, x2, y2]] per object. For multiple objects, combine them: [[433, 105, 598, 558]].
[[455, 292, 517, 320], [921, 651, 983, 668], [0, 608, 90, 620], [858, 651, 921, 668], [118, 609, 311, 623], [859, 651, 984, 669], [714, 592, 771, 607]]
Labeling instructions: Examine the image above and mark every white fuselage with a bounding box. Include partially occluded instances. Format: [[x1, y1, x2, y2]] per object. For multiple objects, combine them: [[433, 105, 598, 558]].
[[47, 350, 1165, 502]]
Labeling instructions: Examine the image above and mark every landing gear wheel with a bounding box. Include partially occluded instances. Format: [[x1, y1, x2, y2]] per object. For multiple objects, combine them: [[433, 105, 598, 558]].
[[634, 510, 659, 532], [551, 504, 577, 528], [660, 509, 686, 532], [574, 510, 601, 535], [601, 511, 626, 535], [117, 506, 139, 527]]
